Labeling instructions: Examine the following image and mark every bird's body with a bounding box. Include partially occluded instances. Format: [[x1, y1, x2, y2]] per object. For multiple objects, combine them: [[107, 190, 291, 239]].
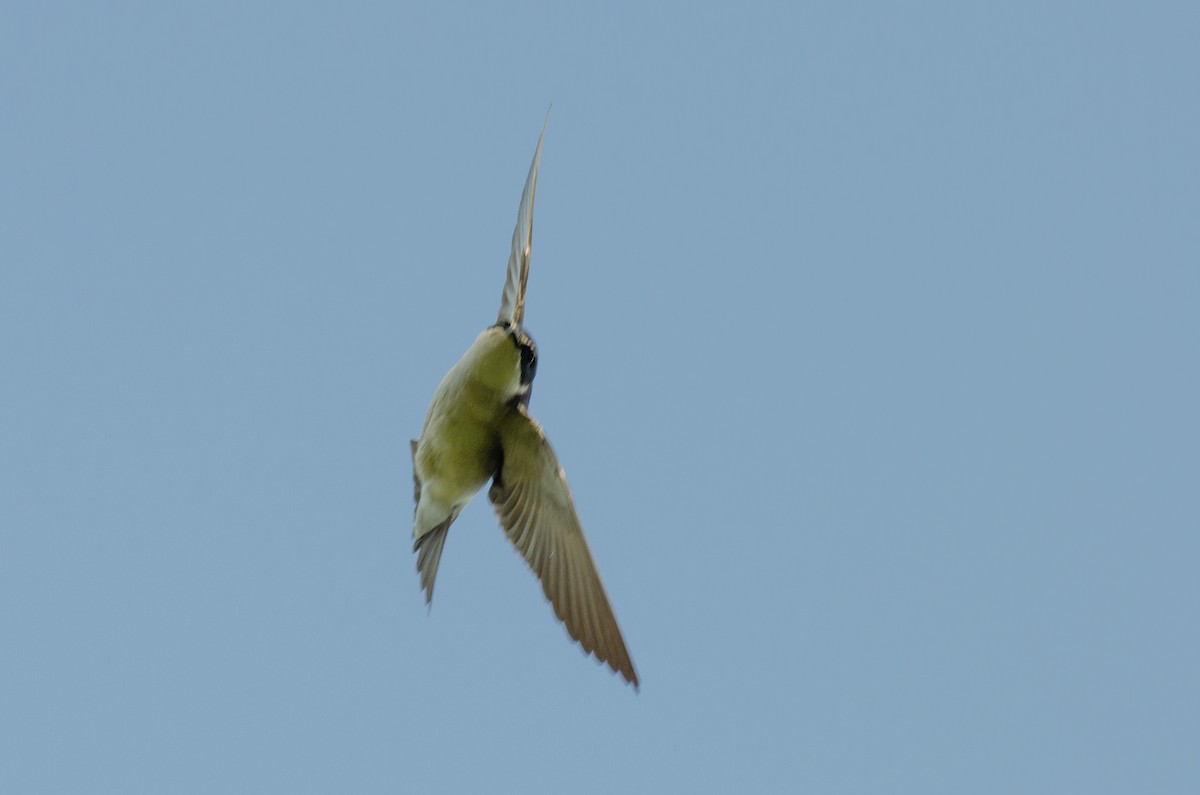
[[412, 328, 513, 539], [410, 118, 639, 689]]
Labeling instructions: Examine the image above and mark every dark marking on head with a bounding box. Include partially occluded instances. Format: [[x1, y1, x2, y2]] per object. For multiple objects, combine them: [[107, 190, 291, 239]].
[[502, 325, 538, 387], [489, 322, 538, 404]]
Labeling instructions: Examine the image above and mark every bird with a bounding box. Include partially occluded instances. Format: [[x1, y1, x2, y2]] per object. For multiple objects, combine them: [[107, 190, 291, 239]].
[[410, 117, 639, 690]]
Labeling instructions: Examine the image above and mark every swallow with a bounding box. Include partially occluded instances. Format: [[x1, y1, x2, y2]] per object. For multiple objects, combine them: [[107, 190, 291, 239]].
[[411, 118, 639, 689]]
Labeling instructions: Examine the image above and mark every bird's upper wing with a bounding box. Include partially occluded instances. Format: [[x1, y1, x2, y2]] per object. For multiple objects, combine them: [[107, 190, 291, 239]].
[[496, 116, 547, 328], [487, 404, 639, 689]]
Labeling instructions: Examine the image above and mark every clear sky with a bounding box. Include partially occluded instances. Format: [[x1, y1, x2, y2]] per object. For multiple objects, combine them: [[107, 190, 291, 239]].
[[2, 2, 1197, 792]]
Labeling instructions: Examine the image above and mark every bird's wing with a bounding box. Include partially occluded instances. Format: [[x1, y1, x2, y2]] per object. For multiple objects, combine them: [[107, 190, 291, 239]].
[[496, 116, 548, 328], [410, 440, 421, 507], [488, 404, 639, 689]]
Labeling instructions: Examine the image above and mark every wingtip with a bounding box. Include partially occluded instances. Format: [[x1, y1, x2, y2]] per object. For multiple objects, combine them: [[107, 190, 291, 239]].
[[593, 647, 639, 691]]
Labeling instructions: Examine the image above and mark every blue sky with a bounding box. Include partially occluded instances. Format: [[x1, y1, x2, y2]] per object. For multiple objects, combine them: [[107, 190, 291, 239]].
[[2, 2, 1197, 792]]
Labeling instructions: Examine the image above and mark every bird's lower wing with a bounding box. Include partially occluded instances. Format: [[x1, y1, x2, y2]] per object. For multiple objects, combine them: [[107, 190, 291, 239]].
[[410, 440, 421, 507], [488, 405, 639, 689]]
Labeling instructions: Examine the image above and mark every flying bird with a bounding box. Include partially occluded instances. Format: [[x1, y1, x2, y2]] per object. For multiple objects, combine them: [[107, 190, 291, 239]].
[[410, 118, 639, 689]]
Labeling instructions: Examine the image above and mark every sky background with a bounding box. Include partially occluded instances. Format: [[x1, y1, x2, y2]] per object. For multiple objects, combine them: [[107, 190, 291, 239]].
[[2, 2, 1198, 792]]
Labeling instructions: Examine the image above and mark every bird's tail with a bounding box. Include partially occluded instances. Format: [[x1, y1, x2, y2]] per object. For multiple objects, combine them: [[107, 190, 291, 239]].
[[414, 519, 451, 605]]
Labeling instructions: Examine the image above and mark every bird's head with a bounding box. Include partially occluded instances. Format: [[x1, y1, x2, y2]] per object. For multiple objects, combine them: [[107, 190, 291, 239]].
[[467, 322, 538, 405]]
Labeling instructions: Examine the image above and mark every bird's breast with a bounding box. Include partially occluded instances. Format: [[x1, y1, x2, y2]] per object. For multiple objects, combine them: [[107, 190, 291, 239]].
[[415, 367, 507, 508]]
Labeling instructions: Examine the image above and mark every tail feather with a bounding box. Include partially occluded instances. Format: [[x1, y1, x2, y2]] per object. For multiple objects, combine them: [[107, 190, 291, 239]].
[[414, 520, 451, 605], [411, 438, 456, 605]]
